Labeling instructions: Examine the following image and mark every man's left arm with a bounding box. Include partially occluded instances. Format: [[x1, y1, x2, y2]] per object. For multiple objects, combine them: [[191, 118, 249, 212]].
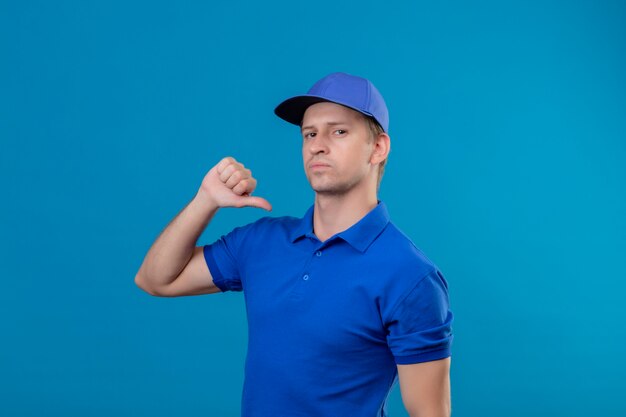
[[397, 357, 451, 417]]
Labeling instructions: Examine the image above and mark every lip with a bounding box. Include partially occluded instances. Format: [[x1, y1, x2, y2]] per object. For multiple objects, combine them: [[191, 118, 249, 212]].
[[309, 163, 331, 169]]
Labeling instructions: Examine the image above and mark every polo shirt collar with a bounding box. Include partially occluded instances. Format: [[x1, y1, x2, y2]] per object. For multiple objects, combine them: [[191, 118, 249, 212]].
[[289, 200, 390, 253]]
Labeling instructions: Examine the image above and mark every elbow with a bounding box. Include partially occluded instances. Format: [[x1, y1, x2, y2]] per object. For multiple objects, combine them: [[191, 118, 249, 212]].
[[134, 273, 150, 293], [134, 272, 161, 296]]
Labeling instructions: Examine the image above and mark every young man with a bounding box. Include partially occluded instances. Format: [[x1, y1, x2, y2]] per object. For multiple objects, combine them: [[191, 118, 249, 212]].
[[135, 72, 454, 417]]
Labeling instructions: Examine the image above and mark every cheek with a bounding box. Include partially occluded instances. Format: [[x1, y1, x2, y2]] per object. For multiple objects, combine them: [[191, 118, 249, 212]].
[[351, 142, 372, 163], [362, 141, 376, 161]]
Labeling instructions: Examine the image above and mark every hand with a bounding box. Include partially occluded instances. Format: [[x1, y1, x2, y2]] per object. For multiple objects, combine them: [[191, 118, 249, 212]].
[[197, 156, 272, 211]]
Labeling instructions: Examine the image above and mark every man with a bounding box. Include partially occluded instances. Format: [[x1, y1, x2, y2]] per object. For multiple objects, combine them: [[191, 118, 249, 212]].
[[135, 72, 454, 417]]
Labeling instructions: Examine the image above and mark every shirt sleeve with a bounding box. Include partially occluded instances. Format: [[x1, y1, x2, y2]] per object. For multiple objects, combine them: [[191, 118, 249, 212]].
[[202, 224, 251, 293], [385, 268, 454, 364]]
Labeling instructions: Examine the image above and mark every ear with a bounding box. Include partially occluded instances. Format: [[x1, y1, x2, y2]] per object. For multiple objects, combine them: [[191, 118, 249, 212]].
[[370, 132, 391, 165]]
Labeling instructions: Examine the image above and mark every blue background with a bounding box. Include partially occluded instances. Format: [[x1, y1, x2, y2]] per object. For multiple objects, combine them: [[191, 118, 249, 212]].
[[1, 1, 625, 416]]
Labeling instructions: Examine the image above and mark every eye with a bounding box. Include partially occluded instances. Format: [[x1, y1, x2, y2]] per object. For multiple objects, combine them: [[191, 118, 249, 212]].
[[303, 132, 316, 139], [334, 129, 347, 135]]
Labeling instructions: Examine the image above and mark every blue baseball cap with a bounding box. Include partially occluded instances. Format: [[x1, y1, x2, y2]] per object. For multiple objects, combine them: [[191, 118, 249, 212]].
[[274, 72, 389, 132]]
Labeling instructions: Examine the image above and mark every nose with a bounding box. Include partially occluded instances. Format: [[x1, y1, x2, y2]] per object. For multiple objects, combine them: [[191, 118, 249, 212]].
[[306, 133, 330, 155]]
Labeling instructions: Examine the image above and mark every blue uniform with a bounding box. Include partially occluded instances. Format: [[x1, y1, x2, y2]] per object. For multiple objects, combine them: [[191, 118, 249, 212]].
[[203, 200, 454, 417]]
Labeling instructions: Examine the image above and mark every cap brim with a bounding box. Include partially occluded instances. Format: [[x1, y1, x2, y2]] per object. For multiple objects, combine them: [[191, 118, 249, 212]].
[[274, 95, 333, 127]]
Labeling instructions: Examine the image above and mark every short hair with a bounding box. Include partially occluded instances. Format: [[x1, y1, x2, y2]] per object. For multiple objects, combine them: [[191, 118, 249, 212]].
[[362, 116, 387, 192]]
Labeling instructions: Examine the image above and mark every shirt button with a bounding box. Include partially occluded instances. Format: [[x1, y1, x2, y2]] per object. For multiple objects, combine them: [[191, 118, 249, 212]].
[[303, 274, 309, 281], [315, 251, 322, 257]]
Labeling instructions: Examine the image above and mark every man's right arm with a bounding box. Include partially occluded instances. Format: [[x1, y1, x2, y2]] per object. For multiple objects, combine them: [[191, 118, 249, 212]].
[[134, 156, 272, 297]]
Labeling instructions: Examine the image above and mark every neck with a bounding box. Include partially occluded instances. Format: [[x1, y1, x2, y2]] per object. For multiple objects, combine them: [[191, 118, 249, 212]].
[[312, 182, 378, 242]]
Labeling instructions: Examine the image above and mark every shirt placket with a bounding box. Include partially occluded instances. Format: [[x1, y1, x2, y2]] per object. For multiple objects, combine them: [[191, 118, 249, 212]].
[[288, 238, 329, 299]]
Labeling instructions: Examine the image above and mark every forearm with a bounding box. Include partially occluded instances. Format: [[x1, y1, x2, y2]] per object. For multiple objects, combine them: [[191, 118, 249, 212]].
[[136, 189, 217, 288]]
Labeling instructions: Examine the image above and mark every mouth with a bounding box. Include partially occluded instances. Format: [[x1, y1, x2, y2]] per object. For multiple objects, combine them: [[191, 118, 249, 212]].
[[309, 163, 331, 170], [309, 161, 331, 169]]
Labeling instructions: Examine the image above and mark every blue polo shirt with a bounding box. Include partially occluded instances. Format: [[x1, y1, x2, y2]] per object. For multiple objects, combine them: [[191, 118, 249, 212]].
[[203, 200, 453, 417]]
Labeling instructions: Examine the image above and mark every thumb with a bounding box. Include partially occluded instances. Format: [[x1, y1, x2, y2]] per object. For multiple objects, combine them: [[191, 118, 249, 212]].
[[240, 195, 273, 211]]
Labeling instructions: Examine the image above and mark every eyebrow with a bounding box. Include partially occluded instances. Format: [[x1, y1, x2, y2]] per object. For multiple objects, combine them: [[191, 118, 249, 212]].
[[301, 121, 350, 131]]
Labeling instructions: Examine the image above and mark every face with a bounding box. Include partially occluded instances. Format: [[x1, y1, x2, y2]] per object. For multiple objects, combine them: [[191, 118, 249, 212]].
[[301, 102, 375, 195]]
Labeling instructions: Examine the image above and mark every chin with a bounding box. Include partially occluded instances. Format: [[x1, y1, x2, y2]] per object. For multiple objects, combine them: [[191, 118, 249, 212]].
[[310, 181, 355, 196], [307, 172, 366, 195]]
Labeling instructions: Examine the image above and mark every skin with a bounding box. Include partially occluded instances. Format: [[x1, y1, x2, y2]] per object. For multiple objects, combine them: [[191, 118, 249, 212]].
[[300, 101, 390, 241], [134, 101, 450, 417]]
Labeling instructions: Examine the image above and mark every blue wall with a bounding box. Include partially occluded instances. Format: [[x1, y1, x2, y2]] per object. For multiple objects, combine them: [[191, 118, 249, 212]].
[[1, 1, 624, 415]]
